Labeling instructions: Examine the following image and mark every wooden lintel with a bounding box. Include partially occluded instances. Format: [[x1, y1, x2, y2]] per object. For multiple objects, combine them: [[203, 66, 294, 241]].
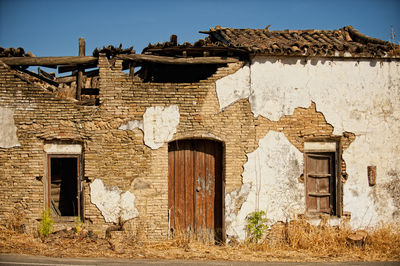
[[116, 54, 239, 65], [0, 56, 97, 67]]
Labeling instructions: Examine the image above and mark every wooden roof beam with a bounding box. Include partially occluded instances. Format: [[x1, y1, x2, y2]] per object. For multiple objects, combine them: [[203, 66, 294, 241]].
[[116, 54, 239, 65], [0, 56, 97, 67]]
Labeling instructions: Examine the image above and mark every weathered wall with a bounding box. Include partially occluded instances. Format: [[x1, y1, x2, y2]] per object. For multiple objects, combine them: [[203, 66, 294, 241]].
[[1, 54, 398, 241], [216, 56, 400, 237], [0, 57, 256, 239], [0, 62, 94, 232], [226, 131, 304, 240]]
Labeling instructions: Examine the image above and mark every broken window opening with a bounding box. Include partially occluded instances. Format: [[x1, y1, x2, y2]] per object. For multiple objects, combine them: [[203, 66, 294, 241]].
[[48, 155, 81, 217]]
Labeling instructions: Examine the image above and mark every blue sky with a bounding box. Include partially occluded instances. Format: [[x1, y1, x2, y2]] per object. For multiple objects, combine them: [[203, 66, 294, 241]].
[[0, 0, 399, 57]]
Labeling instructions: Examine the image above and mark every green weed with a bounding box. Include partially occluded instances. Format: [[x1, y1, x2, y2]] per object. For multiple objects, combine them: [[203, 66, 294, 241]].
[[38, 208, 53, 238], [246, 210, 268, 243]]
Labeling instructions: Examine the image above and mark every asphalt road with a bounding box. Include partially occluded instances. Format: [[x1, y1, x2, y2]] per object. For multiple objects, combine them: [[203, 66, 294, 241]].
[[0, 254, 399, 266]]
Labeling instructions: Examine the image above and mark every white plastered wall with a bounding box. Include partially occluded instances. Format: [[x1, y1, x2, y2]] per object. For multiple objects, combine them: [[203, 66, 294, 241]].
[[90, 179, 139, 223], [0, 107, 20, 148], [217, 56, 400, 239], [225, 131, 304, 240], [119, 105, 180, 150]]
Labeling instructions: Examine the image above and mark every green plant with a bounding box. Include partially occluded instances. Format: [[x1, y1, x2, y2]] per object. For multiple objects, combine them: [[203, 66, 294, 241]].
[[38, 208, 53, 238], [75, 217, 84, 234], [246, 210, 268, 243]]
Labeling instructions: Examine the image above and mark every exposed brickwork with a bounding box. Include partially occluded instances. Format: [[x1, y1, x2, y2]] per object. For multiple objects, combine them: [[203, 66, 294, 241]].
[[0, 56, 353, 239]]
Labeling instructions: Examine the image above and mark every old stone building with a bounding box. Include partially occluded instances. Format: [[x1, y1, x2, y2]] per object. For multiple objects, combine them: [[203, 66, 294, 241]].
[[0, 25, 399, 241]]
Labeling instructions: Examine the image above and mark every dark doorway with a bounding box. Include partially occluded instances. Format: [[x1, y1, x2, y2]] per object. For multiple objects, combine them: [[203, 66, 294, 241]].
[[49, 156, 80, 216], [168, 139, 223, 242]]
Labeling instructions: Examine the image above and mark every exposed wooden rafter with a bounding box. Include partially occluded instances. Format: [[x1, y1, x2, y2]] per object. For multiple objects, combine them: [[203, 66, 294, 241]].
[[117, 54, 239, 65], [0, 56, 97, 67]]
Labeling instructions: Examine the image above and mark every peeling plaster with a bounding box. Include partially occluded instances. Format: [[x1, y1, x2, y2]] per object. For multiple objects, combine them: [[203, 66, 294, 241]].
[[118, 120, 143, 131], [218, 57, 400, 228], [90, 179, 138, 223], [119, 105, 180, 149], [143, 105, 180, 149], [226, 131, 304, 240], [216, 63, 251, 111], [0, 107, 20, 148]]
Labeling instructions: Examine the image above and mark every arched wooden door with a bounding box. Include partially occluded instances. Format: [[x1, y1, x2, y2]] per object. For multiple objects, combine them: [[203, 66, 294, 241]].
[[168, 139, 223, 241]]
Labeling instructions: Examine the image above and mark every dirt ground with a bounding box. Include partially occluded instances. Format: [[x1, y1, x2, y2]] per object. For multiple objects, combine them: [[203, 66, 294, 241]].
[[1, 222, 400, 263]]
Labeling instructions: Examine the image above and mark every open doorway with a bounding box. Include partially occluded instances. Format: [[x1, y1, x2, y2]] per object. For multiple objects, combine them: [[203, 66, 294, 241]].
[[48, 155, 81, 217]]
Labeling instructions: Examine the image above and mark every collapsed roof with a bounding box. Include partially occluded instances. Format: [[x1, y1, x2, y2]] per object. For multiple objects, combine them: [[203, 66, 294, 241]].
[[1, 25, 399, 100], [1, 25, 399, 71]]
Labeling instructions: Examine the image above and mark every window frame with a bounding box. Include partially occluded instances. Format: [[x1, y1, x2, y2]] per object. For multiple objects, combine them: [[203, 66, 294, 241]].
[[304, 138, 342, 217], [44, 143, 84, 219]]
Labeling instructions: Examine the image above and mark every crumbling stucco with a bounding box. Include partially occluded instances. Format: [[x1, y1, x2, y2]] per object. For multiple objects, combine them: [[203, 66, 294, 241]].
[[118, 120, 143, 131], [143, 105, 179, 149], [216, 63, 250, 111], [90, 179, 138, 223], [119, 105, 180, 149], [0, 107, 20, 148], [217, 57, 400, 228], [226, 131, 304, 240]]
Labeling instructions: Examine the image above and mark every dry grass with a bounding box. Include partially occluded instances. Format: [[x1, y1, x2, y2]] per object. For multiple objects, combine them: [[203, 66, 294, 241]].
[[258, 219, 400, 261], [0, 220, 399, 262]]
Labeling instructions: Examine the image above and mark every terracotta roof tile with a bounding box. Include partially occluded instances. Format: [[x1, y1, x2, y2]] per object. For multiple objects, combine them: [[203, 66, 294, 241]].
[[144, 26, 400, 58], [204, 25, 398, 57]]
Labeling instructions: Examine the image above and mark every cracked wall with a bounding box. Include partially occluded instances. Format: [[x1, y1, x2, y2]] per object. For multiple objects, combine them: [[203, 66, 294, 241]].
[[217, 56, 400, 229]]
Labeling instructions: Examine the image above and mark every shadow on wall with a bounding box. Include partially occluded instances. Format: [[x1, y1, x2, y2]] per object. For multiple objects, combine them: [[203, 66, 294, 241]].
[[137, 64, 223, 83]]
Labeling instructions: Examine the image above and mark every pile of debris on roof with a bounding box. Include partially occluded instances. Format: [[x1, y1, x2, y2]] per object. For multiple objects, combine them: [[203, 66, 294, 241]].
[[92, 44, 135, 59], [0, 47, 34, 57]]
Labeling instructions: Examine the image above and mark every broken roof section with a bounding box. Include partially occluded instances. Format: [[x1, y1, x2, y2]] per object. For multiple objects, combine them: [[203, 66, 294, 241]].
[[145, 25, 400, 58]]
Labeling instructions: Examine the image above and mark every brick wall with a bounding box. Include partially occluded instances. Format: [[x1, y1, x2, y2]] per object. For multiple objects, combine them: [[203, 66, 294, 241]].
[[0, 56, 352, 238]]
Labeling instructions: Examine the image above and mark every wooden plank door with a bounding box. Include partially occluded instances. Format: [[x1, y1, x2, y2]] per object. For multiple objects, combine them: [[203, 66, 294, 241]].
[[305, 152, 336, 215], [168, 139, 223, 241]]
